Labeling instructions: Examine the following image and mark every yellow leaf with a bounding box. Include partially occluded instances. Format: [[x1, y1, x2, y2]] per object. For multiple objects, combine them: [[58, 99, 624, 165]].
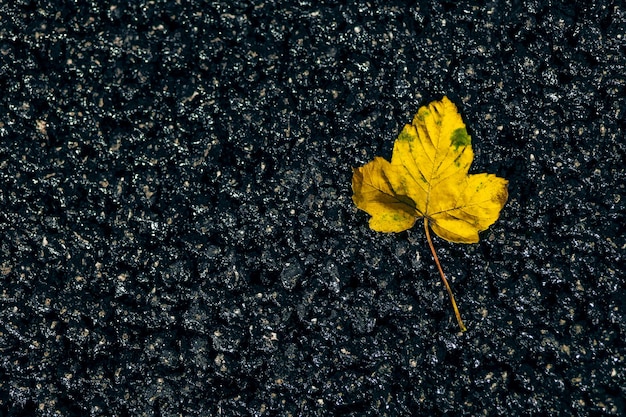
[[351, 157, 417, 233], [351, 96, 509, 332], [352, 96, 508, 243]]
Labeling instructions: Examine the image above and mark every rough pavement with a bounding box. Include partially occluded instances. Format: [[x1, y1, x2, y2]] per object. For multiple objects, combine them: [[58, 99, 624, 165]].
[[1, 1, 625, 416]]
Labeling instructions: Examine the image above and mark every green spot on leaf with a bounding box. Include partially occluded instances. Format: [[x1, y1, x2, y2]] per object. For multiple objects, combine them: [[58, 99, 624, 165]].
[[450, 128, 470, 149], [397, 131, 414, 142]]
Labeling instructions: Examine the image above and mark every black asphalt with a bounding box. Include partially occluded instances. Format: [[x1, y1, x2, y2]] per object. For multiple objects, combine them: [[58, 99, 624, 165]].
[[1, 1, 625, 416]]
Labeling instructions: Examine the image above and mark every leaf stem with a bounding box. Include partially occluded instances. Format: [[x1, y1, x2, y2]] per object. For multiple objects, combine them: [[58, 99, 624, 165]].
[[423, 218, 467, 332]]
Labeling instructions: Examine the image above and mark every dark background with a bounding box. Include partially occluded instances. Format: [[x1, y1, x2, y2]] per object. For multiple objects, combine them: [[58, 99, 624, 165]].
[[1, 1, 625, 416]]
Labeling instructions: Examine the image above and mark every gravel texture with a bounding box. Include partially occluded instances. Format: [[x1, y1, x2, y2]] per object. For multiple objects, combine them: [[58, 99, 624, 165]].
[[1, 1, 625, 416]]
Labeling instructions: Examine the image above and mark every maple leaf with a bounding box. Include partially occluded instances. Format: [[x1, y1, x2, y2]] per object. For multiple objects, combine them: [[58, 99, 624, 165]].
[[352, 96, 508, 331]]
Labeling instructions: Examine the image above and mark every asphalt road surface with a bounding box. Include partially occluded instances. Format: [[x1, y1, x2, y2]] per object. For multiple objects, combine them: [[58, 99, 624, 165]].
[[1, 1, 625, 416]]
